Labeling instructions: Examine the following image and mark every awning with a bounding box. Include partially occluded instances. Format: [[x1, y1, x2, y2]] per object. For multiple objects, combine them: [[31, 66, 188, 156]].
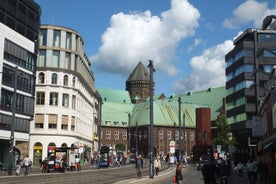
[[263, 141, 273, 150]]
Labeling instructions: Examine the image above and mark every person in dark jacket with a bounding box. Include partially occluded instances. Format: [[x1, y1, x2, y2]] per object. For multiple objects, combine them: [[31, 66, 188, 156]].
[[218, 158, 228, 184], [135, 155, 143, 179], [202, 158, 218, 184], [175, 162, 183, 184]]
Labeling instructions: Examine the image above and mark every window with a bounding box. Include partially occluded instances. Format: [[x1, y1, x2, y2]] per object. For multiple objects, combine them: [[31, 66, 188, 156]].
[[38, 72, 45, 84], [175, 131, 179, 140], [190, 132, 194, 141], [36, 92, 45, 105], [62, 94, 69, 107], [51, 73, 58, 84], [167, 131, 171, 140], [61, 115, 68, 130], [53, 30, 60, 47], [35, 114, 44, 129], [49, 92, 58, 106], [114, 131, 119, 140], [38, 49, 46, 67], [35, 123, 43, 128], [66, 32, 71, 49], [4, 39, 35, 71], [71, 116, 75, 131], [122, 131, 127, 140], [63, 75, 68, 86], [48, 114, 57, 129], [72, 77, 76, 87], [159, 130, 164, 139], [40, 29, 47, 46], [106, 130, 111, 139], [203, 131, 207, 141], [50, 50, 59, 67], [62, 52, 70, 69], [72, 95, 76, 110]]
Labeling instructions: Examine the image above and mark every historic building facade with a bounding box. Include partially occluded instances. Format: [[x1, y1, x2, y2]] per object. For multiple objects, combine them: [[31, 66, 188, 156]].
[[99, 62, 226, 159], [29, 25, 99, 166]]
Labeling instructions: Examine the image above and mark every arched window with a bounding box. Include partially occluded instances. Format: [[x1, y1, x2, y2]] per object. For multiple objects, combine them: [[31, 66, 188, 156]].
[[63, 75, 68, 86], [51, 73, 58, 84], [38, 72, 45, 84], [72, 77, 76, 87], [48, 142, 56, 156]]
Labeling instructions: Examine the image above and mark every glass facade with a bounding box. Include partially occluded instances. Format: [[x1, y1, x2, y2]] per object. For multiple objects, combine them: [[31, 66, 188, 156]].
[[4, 39, 36, 71]]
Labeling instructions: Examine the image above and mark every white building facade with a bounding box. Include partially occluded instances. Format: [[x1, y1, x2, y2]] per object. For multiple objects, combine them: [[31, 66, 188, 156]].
[[29, 25, 99, 166]]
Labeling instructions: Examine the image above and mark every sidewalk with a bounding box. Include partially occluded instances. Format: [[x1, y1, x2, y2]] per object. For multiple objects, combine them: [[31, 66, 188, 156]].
[[0, 163, 92, 177]]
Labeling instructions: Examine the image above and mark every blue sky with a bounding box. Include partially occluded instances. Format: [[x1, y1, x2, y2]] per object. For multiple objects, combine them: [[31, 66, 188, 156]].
[[35, 0, 276, 96]]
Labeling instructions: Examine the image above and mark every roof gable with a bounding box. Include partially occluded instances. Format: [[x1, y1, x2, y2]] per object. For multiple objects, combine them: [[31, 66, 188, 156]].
[[126, 61, 150, 82]]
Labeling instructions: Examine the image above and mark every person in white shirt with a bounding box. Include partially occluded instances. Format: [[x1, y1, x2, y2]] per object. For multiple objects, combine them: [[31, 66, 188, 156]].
[[23, 155, 32, 176]]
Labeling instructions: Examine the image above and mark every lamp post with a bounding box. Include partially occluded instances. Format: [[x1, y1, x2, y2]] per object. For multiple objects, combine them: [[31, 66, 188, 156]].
[[128, 112, 130, 153], [183, 113, 186, 157], [135, 121, 138, 155], [178, 97, 182, 162], [147, 60, 155, 179], [174, 122, 176, 141], [97, 96, 103, 154], [8, 66, 18, 176]]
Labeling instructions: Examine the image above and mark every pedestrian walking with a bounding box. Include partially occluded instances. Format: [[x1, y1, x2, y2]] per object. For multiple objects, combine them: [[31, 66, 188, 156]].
[[202, 157, 218, 184], [175, 162, 183, 184], [0, 161, 3, 172], [154, 156, 161, 176], [237, 161, 244, 177], [218, 158, 228, 184], [247, 159, 257, 184], [41, 157, 48, 173], [259, 160, 268, 184], [23, 155, 32, 176], [15, 158, 22, 176], [135, 155, 143, 179], [114, 155, 121, 167], [90, 157, 95, 169]]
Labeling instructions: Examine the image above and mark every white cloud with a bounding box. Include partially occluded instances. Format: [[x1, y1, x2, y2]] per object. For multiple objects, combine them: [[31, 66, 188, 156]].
[[91, 0, 200, 77], [187, 38, 202, 52], [172, 40, 234, 93], [222, 0, 276, 29]]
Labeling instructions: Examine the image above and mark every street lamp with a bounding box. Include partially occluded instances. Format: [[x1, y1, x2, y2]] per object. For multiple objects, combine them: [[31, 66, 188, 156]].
[[127, 112, 130, 153], [183, 113, 186, 157], [96, 92, 103, 154], [8, 66, 18, 176], [178, 97, 182, 162], [147, 60, 155, 179]]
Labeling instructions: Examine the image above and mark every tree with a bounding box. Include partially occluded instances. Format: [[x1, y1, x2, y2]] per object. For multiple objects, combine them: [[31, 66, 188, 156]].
[[115, 143, 126, 152], [212, 115, 236, 151]]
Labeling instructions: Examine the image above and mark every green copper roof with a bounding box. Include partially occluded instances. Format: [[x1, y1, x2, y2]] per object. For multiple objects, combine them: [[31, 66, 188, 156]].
[[97, 88, 132, 103], [130, 100, 204, 128], [97, 86, 227, 128], [167, 86, 226, 121], [101, 101, 133, 128]]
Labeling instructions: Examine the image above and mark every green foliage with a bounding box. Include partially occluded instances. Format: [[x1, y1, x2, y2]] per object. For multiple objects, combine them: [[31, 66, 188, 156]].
[[212, 115, 236, 151], [115, 143, 126, 151]]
